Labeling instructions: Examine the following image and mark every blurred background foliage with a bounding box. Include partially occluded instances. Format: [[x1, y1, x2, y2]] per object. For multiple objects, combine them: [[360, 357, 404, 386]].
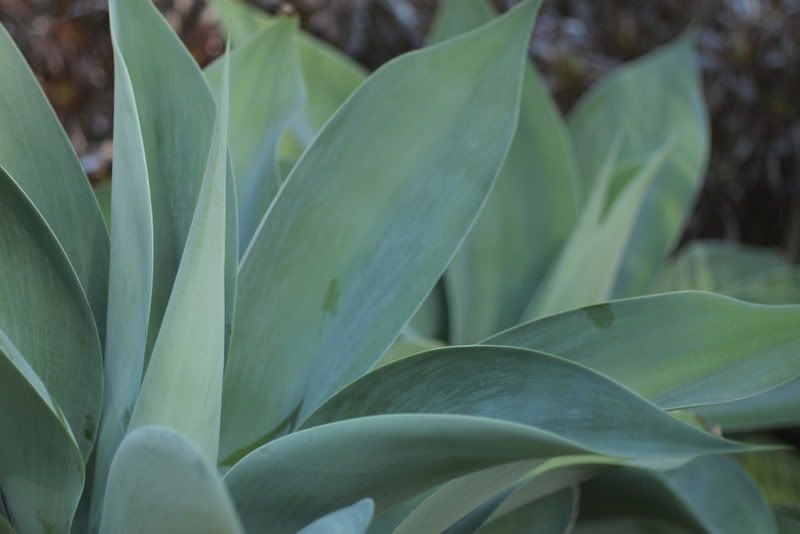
[[1, 0, 798, 257]]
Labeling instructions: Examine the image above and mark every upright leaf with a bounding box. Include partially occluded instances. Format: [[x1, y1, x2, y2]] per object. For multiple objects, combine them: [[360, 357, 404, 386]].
[[0, 331, 84, 534], [129, 49, 229, 462], [0, 167, 102, 459], [0, 25, 108, 339], [488, 292, 800, 409], [527, 36, 709, 318], [206, 0, 366, 166], [108, 0, 217, 357], [100, 427, 243, 534], [205, 19, 305, 254], [430, 0, 582, 343], [221, 0, 540, 462], [89, 21, 155, 525]]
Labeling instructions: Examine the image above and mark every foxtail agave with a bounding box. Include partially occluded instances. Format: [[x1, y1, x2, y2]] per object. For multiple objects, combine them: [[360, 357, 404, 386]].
[[0, 0, 798, 532]]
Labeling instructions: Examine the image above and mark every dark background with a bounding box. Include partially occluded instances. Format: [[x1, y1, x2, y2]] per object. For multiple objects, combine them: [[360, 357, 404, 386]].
[[1, 0, 798, 258]]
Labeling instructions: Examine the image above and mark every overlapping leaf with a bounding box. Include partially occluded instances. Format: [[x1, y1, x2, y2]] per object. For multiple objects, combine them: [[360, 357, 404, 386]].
[[205, 19, 305, 254], [227, 346, 749, 531], [129, 47, 230, 462], [0, 25, 109, 339], [220, 0, 539, 464], [0, 166, 102, 460], [490, 291, 800, 409], [429, 0, 581, 342], [526, 36, 709, 319]]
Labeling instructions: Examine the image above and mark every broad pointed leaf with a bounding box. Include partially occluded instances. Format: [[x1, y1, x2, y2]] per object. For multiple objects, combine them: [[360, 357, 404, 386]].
[[527, 36, 709, 318], [430, 0, 581, 343], [108, 0, 217, 358], [89, 20, 156, 526], [0, 166, 102, 459], [0, 25, 109, 340], [205, 19, 305, 254], [488, 291, 800, 409], [220, 0, 540, 463], [129, 49, 229, 462], [302, 346, 743, 458]]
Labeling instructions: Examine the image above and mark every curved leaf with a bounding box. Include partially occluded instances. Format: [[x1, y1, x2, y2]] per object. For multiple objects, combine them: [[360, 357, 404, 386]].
[[226, 408, 744, 534], [89, 21, 156, 526], [205, 19, 305, 254], [221, 0, 540, 463], [0, 24, 108, 340], [430, 0, 581, 343], [0, 166, 102, 459], [298, 499, 374, 534], [0, 331, 84, 534], [129, 48, 229, 462], [488, 291, 800, 409], [100, 426, 243, 534], [302, 346, 742, 458]]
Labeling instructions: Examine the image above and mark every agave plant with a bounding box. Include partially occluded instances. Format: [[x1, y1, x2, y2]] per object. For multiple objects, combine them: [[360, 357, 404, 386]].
[[1, 0, 799, 532]]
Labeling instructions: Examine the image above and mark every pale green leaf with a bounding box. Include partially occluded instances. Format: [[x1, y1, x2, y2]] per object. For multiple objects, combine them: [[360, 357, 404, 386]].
[[298, 499, 374, 534], [100, 426, 243, 534], [489, 291, 800, 409], [0, 330, 84, 534], [107, 0, 217, 358], [526, 36, 709, 318], [302, 346, 743, 459], [89, 21, 156, 527], [0, 24, 109, 340], [652, 240, 800, 304], [205, 19, 305, 254], [129, 47, 229, 462], [220, 0, 539, 463], [0, 166, 102, 459], [430, 0, 581, 343], [226, 408, 745, 533], [205, 0, 366, 165]]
